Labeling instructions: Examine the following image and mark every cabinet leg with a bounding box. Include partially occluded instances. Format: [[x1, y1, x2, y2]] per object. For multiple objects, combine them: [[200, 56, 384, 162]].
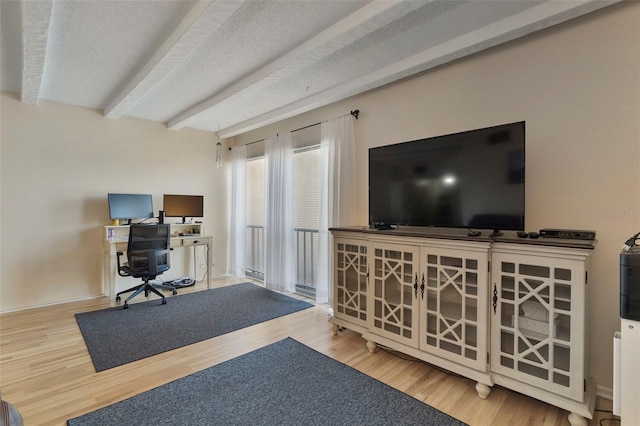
[[475, 382, 491, 400], [331, 324, 340, 336], [567, 413, 587, 426], [366, 340, 377, 353]]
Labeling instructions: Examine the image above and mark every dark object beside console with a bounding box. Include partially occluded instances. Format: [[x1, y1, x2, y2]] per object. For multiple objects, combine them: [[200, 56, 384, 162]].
[[621, 247, 640, 321]]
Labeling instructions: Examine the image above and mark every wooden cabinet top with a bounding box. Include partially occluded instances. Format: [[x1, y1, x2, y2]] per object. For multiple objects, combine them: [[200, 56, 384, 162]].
[[329, 226, 596, 250]]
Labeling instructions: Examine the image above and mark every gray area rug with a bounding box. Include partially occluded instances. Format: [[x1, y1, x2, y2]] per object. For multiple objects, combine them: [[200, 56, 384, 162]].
[[75, 283, 313, 372], [67, 338, 467, 426]]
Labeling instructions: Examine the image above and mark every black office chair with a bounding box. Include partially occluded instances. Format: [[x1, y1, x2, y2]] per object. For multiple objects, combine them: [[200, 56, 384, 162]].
[[115, 224, 176, 309]]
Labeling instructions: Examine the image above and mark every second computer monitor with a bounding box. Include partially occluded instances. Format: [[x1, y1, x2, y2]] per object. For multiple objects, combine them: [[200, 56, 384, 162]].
[[108, 193, 154, 225], [163, 194, 204, 223]]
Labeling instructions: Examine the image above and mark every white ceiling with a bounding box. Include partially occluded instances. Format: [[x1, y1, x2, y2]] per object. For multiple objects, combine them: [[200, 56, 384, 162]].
[[0, 0, 621, 138]]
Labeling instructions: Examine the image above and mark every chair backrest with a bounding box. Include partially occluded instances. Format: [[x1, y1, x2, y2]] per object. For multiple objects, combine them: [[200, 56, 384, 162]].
[[126, 224, 171, 275]]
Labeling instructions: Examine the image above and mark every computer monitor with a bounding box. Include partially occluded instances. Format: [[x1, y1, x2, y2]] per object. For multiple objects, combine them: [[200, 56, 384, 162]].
[[107, 193, 154, 225], [163, 194, 204, 223]]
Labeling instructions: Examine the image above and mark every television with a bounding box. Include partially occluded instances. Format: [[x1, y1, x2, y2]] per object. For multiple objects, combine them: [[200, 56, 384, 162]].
[[163, 194, 204, 223], [369, 121, 525, 235], [107, 193, 154, 224]]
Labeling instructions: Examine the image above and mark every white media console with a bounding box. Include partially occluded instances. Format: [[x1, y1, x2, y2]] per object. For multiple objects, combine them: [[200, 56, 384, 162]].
[[330, 226, 595, 426]]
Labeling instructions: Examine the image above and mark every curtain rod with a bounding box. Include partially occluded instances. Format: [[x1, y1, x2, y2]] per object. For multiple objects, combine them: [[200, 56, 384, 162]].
[[230, 137, 264, 150], [245, 138, 265, 146], [291, 109, 360, 134], [240, 109, 360, 146], [291, 122, 320, 134]]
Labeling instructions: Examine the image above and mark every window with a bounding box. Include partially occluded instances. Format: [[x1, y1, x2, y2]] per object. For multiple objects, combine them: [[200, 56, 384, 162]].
[[241, 126, 322, 298], [293, 145, 321, 297], [245, 149, 265, 280]]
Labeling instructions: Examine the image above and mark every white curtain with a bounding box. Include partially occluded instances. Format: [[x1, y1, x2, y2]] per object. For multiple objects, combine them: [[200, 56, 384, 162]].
[[264, 133, 295, 293], [227, 144, 247, 278], [317, 115, 358, 304]]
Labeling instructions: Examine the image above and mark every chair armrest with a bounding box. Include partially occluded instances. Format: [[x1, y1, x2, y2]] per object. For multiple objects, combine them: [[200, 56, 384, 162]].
[[116, 251, 130, 277]]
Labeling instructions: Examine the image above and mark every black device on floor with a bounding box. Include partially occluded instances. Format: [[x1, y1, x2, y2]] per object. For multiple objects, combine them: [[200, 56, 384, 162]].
[[168, 277, 195, 288]]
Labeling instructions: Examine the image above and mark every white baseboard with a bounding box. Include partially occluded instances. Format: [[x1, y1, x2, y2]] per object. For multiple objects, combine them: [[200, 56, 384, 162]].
[[596, 384, 613, 402], [0, 294, 105, 315]]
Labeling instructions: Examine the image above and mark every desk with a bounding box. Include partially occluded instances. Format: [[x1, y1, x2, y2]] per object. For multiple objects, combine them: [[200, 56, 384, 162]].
[[102, 224, 213, 306]]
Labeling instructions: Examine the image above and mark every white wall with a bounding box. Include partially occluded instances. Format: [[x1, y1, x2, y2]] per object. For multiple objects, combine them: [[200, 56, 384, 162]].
[[234, 2, 640, 394], [0, 94, 229, 311]]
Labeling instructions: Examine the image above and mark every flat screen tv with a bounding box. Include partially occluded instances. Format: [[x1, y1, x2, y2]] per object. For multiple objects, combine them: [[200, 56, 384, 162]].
[[163, 194, 204, 223], [107, 193, 154, 224], [369, 121, 525, 234]]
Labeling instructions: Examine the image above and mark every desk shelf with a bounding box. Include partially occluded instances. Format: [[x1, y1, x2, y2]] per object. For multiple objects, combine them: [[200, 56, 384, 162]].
[[105, 223, 203, 241]]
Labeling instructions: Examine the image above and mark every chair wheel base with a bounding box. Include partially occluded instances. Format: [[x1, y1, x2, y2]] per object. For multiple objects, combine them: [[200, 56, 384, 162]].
[[116, 296, 121, 302], [123, 303, 129, 309], [162, 299, 167, 305], [172, 290, 177, 295]]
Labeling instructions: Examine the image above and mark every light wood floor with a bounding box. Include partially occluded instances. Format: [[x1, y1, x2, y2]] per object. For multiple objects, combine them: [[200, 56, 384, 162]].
[[0, 278, 618, 426]]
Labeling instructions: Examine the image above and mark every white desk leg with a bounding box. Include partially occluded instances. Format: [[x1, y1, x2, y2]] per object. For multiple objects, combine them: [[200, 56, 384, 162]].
[[111, 254, 119, 306], [102, 251, 110, 297], [104, 251, 117, 307], [207, 238, 213, 289]]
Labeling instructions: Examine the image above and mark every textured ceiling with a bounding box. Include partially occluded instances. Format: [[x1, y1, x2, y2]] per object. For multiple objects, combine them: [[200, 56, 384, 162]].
[[0, 0, 621, 138]]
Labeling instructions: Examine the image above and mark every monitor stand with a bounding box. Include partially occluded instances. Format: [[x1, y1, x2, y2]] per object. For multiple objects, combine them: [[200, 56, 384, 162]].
[[489, 229, 503, 238], [371, 222, 395, 230]]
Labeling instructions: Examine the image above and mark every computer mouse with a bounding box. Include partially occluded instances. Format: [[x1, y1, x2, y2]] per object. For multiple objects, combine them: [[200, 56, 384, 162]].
[[517, 231, 528, 238], [528, 232, 540, 239]]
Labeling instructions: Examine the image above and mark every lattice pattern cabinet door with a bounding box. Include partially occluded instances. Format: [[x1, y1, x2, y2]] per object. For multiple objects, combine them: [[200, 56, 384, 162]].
[[334, 237, 369, 328], [368, 242, 420, 347], [420, 247, 489, 371], [490, 250, 588, 402]]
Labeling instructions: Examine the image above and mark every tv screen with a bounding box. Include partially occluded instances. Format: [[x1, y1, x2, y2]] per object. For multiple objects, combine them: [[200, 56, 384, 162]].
[[369, 121, 525, 232], [107, 193, 154, 223], [163, 194, 204, 222]]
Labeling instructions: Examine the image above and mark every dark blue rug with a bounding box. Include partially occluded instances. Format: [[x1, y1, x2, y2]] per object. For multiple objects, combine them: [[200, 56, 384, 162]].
[[75, 283, 313, 371], [67, 338, 467, 425]]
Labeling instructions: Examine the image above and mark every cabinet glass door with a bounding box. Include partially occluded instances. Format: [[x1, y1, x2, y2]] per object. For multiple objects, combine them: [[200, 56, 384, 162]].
[[334, 239, 368, 327], [491, 253, 585, 401], [420, 248, 488, 371], [369, 243, 420, 347]]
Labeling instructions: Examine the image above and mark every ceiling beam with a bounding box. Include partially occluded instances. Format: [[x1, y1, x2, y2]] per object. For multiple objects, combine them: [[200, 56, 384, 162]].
[[217, 0, 622, 138], [167, 0, 429, 131], [21, 0, 54, 105], [103, 0, 245, 119]]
